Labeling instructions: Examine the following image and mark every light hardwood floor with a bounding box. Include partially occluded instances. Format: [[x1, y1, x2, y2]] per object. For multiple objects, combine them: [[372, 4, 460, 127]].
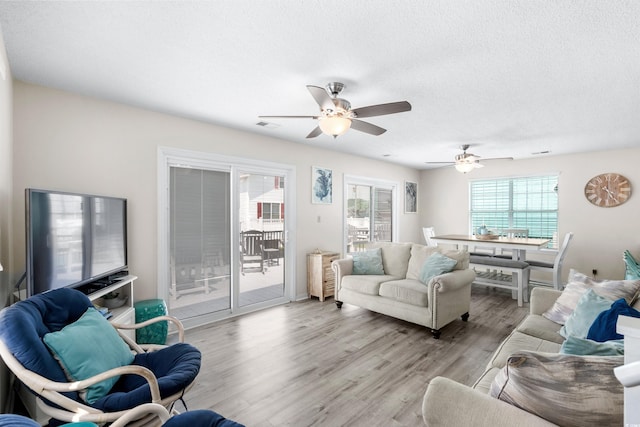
[[180, 285, 528, 427]]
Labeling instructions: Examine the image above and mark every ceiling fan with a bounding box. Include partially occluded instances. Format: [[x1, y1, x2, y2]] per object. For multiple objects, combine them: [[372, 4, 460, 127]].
[[426, 144, 514, 173], [259, 82, 411, 138]]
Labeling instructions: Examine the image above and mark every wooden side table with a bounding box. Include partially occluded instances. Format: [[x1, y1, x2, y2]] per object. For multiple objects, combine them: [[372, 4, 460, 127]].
[[307, 251, 340, 301]]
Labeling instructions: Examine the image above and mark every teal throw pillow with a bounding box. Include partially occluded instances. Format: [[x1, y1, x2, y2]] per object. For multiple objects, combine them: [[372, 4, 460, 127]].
[[352, 248, 385, 275], [560, 336, 624, 356], [43, 307, 134, 404], [419, 253, 458, 284], [559, 289, 614, 339]]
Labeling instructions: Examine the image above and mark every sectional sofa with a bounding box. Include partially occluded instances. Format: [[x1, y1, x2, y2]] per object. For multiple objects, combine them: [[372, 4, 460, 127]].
[[422, 280, 634, 426]]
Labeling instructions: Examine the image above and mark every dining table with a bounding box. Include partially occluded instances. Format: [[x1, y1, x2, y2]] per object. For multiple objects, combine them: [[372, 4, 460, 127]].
[[431, 234, 551, 260]]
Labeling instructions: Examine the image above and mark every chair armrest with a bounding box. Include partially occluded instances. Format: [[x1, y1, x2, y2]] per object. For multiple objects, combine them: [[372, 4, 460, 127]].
[[429, 269, 476, 293], [112, 315, 185, 342], [331, 258, 353, 292], [423, 377, 556, 427], [110, 403, 172, 427], [529, 287, 562, 315]]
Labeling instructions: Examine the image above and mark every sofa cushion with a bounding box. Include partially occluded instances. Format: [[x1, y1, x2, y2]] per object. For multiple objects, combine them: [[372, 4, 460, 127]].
[[542, 269, 640, 325], [351, 248, 385, 275], [379, 279, 428, 307], [406, 244, 440, 280], [341, 274, 392, 296], [367, 242, 412, 278], [486, 330, 561, 370], [515, 315, 564, 344], [489, 351, 623, 427], [472, 367, 501, 394], [419, 253, 458, 284], [560, 336, 624, 356], [559, 289, 614, 339]]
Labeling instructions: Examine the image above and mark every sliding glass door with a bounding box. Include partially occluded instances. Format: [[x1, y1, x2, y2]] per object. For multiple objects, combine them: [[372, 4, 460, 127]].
[[169, 167, 232, 319], [344, 176, 397, 253], [158, 148, 294, 328], [238, 171, 285, 306]]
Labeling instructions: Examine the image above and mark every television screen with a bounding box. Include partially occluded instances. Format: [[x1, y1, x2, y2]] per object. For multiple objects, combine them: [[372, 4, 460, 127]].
[[26, 189, 127, 296]]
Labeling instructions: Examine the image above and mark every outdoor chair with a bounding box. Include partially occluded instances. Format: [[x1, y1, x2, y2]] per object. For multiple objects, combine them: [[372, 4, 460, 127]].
[[0, 288, 201, 427], [240, 230, 265, 274]]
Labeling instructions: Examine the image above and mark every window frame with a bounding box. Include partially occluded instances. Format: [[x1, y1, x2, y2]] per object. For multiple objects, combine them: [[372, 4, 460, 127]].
[[469, 174, 559, 247]]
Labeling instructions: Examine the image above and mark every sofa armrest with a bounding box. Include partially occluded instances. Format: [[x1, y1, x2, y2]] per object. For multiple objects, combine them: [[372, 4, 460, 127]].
[[429, 269, 476, 293], [331, 258, 353, 293], [422, 377, 556, 427], [529, 287, 563, 316]]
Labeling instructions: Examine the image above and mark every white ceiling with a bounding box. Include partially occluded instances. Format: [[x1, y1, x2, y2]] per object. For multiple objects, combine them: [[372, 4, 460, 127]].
[[1, 1, 639, 169]]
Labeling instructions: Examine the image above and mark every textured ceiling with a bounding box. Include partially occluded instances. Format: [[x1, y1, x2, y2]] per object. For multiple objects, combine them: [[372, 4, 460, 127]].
[[1, 1, 639, 169]]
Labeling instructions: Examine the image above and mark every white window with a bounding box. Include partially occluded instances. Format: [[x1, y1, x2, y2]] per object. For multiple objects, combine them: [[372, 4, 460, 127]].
[[343, 175, 398, 253], [470, 175, 559, 247]]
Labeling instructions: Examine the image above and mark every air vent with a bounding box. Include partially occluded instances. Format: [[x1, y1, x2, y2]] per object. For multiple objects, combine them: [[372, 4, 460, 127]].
[[532, 150, 551, 155]]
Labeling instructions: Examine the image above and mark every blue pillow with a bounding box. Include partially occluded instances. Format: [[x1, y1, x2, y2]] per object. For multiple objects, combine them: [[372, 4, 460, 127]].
[[560, 336, 624, 356], [352, 248, 385, 275], [559, 289, 614, 339], [43, 307, 134, 404], [419, 253, 458, 284], [587, 298, 640, 342]]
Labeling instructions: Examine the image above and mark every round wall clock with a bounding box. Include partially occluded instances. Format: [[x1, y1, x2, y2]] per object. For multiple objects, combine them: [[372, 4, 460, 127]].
[[584, 173, 632, 207]]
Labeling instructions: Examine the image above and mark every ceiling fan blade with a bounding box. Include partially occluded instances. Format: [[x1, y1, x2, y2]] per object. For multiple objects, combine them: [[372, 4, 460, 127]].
[[258, 115, 319, 119], [480, 156, 514, 161], [350, 119, 387, 136], [351, 101, 412, 118], [306, 126, 323, 139], [307, 85, 335, 111], [425, 161, 454, 164]]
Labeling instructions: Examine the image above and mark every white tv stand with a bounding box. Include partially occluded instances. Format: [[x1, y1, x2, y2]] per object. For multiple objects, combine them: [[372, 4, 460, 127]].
[[87, 274, 137, 338]]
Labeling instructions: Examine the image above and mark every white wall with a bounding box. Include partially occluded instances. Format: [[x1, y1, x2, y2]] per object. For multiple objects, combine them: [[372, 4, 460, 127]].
[[419, 150, 640, 281], [0, 25, 12, 415], [12, 81, 421, 301]]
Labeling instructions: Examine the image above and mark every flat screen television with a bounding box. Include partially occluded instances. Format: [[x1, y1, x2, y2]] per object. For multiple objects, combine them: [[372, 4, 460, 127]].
[[26, 188, 128, 296]]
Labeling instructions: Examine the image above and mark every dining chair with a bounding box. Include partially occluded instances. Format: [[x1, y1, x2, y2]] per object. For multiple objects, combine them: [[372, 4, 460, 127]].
[[527, 232, 574, 290], [497, 228, 529, 257], [422, 227, 436, 247]]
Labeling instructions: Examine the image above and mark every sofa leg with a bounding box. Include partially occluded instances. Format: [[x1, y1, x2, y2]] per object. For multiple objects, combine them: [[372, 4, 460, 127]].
[[430, 329, 441, 339], [461, 312, 469, 322], [335, 300, 343, 309]]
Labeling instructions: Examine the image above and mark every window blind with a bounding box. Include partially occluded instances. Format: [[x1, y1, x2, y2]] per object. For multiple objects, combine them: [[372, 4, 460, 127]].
[[470, 175, 558, 244]]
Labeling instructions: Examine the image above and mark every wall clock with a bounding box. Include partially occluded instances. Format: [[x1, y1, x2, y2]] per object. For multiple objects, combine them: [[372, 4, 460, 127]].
[[584, 173, 632, 207]]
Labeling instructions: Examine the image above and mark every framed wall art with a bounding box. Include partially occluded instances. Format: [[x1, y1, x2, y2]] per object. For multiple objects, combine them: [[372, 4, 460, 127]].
[[312, 166, 332, 204], [405, 181, 417, 213]]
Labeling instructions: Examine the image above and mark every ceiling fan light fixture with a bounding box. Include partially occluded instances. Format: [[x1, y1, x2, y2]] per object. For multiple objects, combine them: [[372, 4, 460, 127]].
[[455, 162, 476, 174], [319, 116, 352, 137]]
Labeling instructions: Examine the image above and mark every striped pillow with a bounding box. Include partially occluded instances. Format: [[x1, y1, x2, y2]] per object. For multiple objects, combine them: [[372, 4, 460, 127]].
[[490, 351, 623, 427]]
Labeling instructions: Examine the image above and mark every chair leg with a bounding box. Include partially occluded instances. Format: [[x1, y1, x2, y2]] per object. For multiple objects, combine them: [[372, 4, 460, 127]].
[[430, 329, 441, 339], [516, 271, 523, 307]]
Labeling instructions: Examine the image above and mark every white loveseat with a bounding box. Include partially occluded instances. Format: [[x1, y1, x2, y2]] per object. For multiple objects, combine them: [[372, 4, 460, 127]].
[[331, 242, 476, 338]]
